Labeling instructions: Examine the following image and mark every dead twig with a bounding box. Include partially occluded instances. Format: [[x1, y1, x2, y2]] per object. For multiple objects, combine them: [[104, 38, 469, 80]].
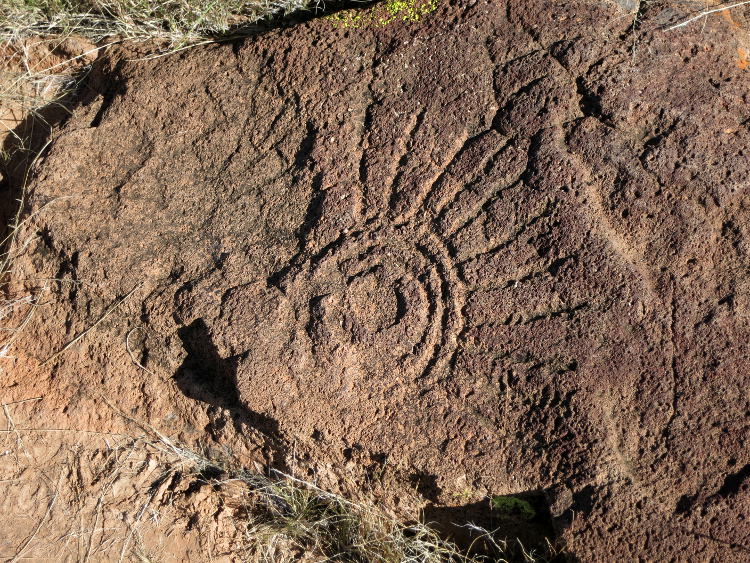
[[10, 466, 63, 562], [118, 489, 158, 563], [126, 328, 155, 376], [2, 402, 30, 463], [0, 397, 42, 407], [666, 1, 750, 30], [43, 284, 141, 365]]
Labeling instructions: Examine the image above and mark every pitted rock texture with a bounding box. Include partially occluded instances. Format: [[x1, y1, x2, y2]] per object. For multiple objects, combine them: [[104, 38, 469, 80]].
[[4, 0, 750, 559]]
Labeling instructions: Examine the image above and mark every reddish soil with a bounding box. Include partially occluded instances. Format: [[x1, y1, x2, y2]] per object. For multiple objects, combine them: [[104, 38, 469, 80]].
[[3, 0, 750, 560]]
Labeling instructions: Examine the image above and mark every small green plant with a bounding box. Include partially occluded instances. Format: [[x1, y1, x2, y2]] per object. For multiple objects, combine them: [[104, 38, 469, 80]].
[[491, 495, 537, 521]]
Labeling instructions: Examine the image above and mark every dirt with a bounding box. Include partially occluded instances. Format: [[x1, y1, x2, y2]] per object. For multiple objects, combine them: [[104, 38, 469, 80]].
[[2, 0, 750, 560]]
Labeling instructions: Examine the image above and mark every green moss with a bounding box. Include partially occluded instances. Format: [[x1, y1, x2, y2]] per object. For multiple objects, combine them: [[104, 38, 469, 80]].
[[327, 0, 438, 29], [490, 495, 537, 520]]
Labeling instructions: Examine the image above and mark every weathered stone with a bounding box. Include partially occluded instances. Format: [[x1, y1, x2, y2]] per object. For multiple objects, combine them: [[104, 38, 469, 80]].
[[5, 0, 750, 559]]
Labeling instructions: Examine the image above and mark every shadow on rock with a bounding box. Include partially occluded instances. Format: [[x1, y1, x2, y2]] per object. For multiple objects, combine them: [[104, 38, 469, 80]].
[[0, 102, 69, 252], [174, 318, 289, 470], [0, 58, 118, 258], [423, 491, 572, 561]]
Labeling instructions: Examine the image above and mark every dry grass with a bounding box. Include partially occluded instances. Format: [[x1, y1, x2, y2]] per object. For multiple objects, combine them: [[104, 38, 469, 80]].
[[99, 419, 563, 562], [1, 0, 323, 44], [0, 402, 563, 562]]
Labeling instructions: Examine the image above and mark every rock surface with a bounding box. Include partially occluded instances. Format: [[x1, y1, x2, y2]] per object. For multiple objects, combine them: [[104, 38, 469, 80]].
[[3, 0, 750, 559]]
